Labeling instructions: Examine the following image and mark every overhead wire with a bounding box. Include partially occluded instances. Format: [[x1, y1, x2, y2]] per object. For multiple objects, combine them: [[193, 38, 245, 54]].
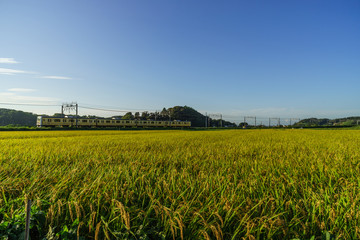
[[0, 102, 300, 124], [0, 102, 60, 107], [79, 106, 135, 113]]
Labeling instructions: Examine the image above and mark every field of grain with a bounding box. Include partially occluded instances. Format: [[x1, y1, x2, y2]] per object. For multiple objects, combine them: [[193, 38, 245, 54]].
[[0, 129, 360, 239]]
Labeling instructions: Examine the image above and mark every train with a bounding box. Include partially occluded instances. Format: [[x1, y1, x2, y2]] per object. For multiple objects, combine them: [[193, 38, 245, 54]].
[[37, 116, 191, 128]]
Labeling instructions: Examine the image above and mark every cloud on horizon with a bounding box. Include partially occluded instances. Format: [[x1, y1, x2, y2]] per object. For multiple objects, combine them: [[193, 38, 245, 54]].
[[0, 58, 73, 80], [40, 75, 72, 80], [0, 87, 59, 105], [0, 89, 59, 104], [0, 68, 35, 75], [8, 88, 36, 92], [0, 58, 19, 64]]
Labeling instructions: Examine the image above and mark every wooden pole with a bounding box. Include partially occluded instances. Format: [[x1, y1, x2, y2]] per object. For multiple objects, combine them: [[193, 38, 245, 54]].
[[25, 199, 31, 240]]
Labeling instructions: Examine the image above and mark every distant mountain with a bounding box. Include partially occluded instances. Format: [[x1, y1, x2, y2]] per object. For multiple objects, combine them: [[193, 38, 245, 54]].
[[294, 116, 360, 127], [0, 108, 38, 126]]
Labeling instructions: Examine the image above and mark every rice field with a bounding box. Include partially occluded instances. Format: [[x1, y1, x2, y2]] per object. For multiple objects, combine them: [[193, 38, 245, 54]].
[[0, 129, 360, 239]]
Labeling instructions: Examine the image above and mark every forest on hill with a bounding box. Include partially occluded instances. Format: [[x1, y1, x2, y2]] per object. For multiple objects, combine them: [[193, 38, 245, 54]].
[[0, 108, 38, 126], [0, 106, 236, 127], [294, 117, 360, 127]]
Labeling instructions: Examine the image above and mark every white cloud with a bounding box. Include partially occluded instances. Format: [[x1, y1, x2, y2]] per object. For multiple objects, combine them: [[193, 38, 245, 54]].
[[10, 95, 59, 102], [8, 88, 36, 92], [41, 75, 72, 80], [0, 92, 16, 96], [0, 58, 19, 64], [0, 92, 59, 104], [0, 59, 73, 80], [0, 68, 35, 75], [0, 88, 58, 105]]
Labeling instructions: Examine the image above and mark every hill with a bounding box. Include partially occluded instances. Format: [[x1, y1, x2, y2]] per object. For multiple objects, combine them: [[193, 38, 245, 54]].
[[294, 116, 360, 127], [0, 108, 38, 126]]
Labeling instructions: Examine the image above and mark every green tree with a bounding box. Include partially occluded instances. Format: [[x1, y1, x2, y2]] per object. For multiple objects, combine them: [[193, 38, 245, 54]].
[[0, 108, 38, 126], [141, 111, 149, 120], [134, 112, 140, 120], [122, 112, 134, 120]]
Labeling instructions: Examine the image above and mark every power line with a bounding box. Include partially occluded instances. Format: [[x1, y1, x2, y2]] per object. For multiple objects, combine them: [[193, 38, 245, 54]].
[[79, 106, 137, 113], [0, 102, 60, 107], [79, 102, 157, 112]]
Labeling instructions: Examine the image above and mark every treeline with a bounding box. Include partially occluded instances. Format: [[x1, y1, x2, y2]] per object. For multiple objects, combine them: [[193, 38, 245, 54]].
[[0, 108, 38, 126], [2, 107, 359, 128], [0, 106, 237, 128], [294, 116, 360, 127], [109, 106, 236, 127]]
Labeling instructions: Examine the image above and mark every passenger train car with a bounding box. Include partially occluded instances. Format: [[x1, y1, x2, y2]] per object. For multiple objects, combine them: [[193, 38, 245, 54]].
[[37, 116, 191, 128]]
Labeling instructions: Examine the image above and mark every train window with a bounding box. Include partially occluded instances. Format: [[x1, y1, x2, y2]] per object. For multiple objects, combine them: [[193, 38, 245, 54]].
[[47, 119, 51, 122], [158, 122, 162, 124], [82, 120, 87, 123], [54, 119, 60, 122], [112, 121, 115, 123], [62, 119, 66, 122], [126, 121, 129, 123], [101, 120, 104, 123], [116, 121, 120, 123], [106, 120, 110, 123], [70, 120, 74, 122]]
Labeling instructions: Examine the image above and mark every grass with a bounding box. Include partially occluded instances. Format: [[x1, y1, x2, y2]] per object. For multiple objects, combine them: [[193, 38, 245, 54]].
[[0, 129, 359, 239]]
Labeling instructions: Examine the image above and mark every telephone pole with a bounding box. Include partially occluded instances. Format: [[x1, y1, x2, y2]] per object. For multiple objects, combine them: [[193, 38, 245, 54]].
[[269, 117, 280, 127], [62, 102, 78, 127], [290, 118, 300, 126], [205, 112, 207, 128], [244, 116, 256, 127]]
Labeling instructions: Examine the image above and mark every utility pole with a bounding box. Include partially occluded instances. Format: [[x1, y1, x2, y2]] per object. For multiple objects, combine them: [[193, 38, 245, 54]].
[[62, 102, 78, 127], [207, 113, 222, 128], [205, 112, 207, 128], [269, 117, 280, 128], [244, 116, 256, 127], [75, 103, 78, 128], [290, 118, 300, 126]]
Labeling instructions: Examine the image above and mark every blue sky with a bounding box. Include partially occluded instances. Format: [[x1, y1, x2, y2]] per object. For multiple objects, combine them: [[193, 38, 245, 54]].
[[0, 0, 359, 122]]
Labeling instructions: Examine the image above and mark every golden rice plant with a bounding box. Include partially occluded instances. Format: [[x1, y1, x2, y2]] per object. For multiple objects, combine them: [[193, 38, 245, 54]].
[[0, 129, 359, 239]]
